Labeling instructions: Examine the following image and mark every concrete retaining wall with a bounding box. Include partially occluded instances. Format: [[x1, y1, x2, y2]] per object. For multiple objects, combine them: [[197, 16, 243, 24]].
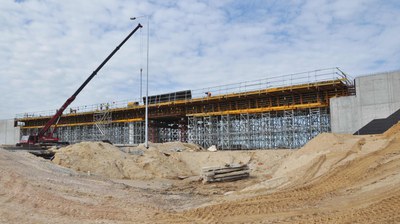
[[331, 70, 400, 134], [0, 119, 20, 145]]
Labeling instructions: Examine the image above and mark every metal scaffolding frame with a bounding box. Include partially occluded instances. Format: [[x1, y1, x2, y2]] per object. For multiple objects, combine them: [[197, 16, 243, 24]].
[[150, 119, 188, 143], [20, 108, 329, 149], [187, 108, 330, 150], [158, 126, 181, 142], [93, 110, 112, 141], [21, 121, 145, 145], [128, 122, 145, 145]]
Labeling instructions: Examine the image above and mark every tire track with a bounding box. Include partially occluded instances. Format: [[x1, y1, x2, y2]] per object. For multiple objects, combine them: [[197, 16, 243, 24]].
[[178, 136, 400, 223]]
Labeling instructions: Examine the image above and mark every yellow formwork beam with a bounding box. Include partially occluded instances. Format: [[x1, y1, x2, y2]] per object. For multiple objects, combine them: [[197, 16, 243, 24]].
[[21, 118, 144, 129], [187, 102, 327, 117]]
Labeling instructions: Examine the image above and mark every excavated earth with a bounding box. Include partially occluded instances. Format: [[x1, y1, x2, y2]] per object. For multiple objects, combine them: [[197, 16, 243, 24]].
[[1, 123, 400, 223]]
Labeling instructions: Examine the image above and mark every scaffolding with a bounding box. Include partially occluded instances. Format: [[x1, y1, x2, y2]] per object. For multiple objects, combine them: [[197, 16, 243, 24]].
[[150, 119, 188, 143], [158, 127, 181, 142], [20, 108, 329, 149], [187, 108, 330, 149], [19, 105, 332, 149], [93, 110, 112, 141], [21, 121, 146, 145]]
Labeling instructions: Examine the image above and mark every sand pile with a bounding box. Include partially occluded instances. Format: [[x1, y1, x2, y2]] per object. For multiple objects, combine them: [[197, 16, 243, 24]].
[[244, 122, 400, 192], [178, 123, 400, 223], [53, 142, 129, 179], [244, 133, 368, 191], [53, 142, 127, 178], [0, 147, 164, 224], [178, 150, 291, 177], [4, 123, 400, 223], [383, 121, 400, 137], [129, 141, 204, 153], [53, 141, 195, 179], [274, 133, 364, 181], [53, 141, 291, 181]]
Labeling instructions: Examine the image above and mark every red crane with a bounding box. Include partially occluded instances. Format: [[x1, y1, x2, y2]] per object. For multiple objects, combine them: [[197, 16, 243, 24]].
[[18, 23, 143, 147]]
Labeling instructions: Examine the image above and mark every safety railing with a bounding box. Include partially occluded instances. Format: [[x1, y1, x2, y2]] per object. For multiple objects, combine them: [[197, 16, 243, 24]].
[[15, 99, 142, 119], [190, 67, 352, 99]]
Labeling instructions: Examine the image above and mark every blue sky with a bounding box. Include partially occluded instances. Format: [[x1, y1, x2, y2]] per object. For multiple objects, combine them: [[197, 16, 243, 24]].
[[1, 0, 399, 119]]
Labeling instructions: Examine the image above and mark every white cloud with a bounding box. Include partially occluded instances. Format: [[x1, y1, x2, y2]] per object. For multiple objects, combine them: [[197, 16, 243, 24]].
[[0, 0, 399, 118]]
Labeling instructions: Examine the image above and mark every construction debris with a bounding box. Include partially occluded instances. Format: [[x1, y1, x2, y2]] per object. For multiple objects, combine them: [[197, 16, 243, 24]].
[[207, 145, 217, 152], [201, 164, 250, 183]]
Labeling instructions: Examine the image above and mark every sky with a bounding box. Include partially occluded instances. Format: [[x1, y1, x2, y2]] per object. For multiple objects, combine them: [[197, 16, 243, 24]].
[[1, 0, 399, 119]]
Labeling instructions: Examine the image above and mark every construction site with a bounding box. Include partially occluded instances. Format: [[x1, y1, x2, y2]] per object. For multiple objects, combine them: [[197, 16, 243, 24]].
[[1, 12, 400, 223], [0, 67, 399, 223]]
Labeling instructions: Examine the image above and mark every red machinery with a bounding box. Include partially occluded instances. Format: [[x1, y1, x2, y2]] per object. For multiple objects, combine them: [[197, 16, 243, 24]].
[[18, 23, 143, 147]]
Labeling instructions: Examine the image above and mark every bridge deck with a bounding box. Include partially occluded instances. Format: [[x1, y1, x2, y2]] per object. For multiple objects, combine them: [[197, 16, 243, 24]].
[[17, 79, 349, 129]]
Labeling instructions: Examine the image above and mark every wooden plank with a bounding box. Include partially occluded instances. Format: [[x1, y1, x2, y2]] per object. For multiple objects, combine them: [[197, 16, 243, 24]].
[[202, 164, 248, 172], [202, 167, 249, 177], [203, 173, 250, 183], [202, 168, 250, 177], [213, 174, 249, 182], [213, 170, 250, 179], [213, 167, 248, 174], [201, 164, 250, 183]]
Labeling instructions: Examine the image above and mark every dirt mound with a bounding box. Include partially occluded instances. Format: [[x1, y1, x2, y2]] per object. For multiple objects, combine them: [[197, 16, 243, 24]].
[[3, 121, 400, 223], [243, 133, 360, 190], [53, 142, 127, 178], [172, 124, 400, 223], [53, 142, 289, 181], [130, 141, 204, 152], [53, 141, 195, 179], [276, 133, 363, 179], [0, 147, 164, 224], [383, 121, 400, 137]]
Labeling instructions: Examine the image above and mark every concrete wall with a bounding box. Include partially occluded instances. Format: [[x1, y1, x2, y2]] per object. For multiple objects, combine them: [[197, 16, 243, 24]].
[[0, 119, 20, 145], [331, 70, 400, 134]]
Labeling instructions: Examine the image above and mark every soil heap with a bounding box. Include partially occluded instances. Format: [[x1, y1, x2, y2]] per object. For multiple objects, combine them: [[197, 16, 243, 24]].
[[3, 123, 400, 223], [53, 141, 197, 179], [53, 141, 288, 180], [174, 123, 400, 223]]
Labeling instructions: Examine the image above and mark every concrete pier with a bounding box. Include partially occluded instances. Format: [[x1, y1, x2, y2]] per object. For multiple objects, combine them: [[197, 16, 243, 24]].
[[330, 70, 400, 134], [0, 119, 20, 145]]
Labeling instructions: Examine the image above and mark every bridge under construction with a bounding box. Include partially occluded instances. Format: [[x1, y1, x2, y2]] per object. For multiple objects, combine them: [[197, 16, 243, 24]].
[[15, 68, 353, 149]]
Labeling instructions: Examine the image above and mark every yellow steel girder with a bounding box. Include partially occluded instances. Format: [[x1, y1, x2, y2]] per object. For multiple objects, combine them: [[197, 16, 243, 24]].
[[21, 118, 143, 129], [187, 102, 327, 117]]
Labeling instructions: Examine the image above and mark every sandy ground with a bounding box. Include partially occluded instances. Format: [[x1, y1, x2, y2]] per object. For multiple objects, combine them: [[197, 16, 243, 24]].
[[1, 123, 400, 223]]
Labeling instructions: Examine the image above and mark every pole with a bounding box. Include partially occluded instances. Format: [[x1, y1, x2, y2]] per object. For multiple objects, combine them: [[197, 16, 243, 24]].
[[140, 68, 142, 99], [145, 17, 149, 148], [130, 16, 149, 148]]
